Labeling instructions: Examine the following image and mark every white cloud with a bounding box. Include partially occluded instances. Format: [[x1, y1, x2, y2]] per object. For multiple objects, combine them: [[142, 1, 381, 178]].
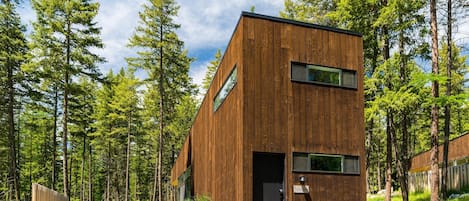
[[190, 61, 209, 87], [95, 0, 145, 74], [189, 61, 210, 99], [175, 0, 284, 51]]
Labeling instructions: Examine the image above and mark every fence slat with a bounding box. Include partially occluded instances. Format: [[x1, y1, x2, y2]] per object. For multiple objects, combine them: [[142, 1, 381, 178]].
[[409, 163, 469, 193], [31, 183, 68, 201]]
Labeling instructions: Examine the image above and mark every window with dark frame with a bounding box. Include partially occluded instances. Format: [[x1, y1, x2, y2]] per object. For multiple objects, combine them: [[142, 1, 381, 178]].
[[213, 66, 237, 111], [292, 152, 360, 174], [291, 63, 357, 89]]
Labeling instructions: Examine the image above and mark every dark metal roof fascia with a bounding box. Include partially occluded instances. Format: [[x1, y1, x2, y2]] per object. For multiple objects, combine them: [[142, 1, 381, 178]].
[[241, 11, 362, 37]]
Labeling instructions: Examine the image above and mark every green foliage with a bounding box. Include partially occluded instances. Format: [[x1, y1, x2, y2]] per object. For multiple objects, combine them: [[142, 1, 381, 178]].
[[128, 0, 197, 199], [0, 1, 28, 200], [90, 69, 143, 200], [28, 0, 105, 79], [280, 0, 338, 26], [202, 49, 222, 92], [368, 191, 469, 201]]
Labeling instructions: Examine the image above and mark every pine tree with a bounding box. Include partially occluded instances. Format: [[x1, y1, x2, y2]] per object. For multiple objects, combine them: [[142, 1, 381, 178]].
[[127, 0, 194, 200], [280, 0, 338, 26], [108, 68, 139, 201], [202, 49, 222, 92], [0, 1, 28, 200], [29, 0, 104, 196], [442, 1, 453, 199], [68, 77, 97, 201], [91, 71, 116, 201], [429, 0, 440, 200]]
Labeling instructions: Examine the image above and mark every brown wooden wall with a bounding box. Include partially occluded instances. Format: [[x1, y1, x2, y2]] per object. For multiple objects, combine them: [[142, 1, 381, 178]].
[[171, 135, 191, 183], [172, 17, 246, 201], [409, 133, 469, 172], [242, 15, 364, 201], [171, 12, 365, 201]]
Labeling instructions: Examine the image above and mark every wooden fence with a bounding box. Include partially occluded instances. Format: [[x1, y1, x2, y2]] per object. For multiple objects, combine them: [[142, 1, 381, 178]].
[[409, 163, 469, 192], [32, 183, 68, 201]]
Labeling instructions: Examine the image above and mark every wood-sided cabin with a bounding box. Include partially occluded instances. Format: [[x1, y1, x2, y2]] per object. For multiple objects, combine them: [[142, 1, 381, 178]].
[[408, 133, 469, 192], [410, 133, 469, 173], [171, 12, 365, 201]]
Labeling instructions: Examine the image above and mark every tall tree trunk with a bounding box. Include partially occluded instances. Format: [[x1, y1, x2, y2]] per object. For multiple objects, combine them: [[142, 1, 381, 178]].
[[430, 0, 440, 200], [63, 17, 71, 198], [81, 135, 86, 201], [158, 19, 164, 201], [377, 143, 382, 191], [385, 111, 393, 201], [70, 142, 74, 198], [88, 145, 92, 201], [7, 50, 19, 201], [367, 30, 379, 193], [391, 125, 408, 201], [382, 9, 393, 199], [106, 141, 111, 201], [152, 151, 158, 201], [366, 119, 373, 194], [396, 22, 409, 201], [52, 86, 58, 190], [457, 109, 462, 134], [29, 129, 33, 200], [125, 112, 132, 201], [442, 0, 452, 199]]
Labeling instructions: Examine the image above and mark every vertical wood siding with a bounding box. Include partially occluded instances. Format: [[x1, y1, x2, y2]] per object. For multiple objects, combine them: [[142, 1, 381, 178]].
[[171, 13, 364, 201], [242, 16, 364, 201]]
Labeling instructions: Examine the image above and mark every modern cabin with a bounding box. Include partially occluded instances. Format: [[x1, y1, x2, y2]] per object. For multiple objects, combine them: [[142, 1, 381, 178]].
[[171, 12, 365, 201], [410, 133, 469, 172], [408, 133, 469, 192]]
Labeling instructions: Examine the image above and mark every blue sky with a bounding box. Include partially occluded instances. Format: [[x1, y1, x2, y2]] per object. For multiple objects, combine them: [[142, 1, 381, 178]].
[[16, 0, 468, 89], [17, 0, 284, 88]]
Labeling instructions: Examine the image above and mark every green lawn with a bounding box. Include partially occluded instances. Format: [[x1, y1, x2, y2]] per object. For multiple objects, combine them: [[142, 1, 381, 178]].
[[367, 192, 469, 201]]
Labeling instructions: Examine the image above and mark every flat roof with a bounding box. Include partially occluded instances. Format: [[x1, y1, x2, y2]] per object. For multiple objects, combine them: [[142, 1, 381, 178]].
[[241, 11, 362, 37]]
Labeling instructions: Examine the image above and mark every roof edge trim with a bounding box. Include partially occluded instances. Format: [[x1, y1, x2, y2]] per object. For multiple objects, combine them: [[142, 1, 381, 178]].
[[241, 11, 362, 37]]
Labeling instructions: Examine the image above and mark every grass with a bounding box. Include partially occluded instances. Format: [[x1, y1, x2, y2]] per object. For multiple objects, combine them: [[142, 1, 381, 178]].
[[367, 191, 469, 201]]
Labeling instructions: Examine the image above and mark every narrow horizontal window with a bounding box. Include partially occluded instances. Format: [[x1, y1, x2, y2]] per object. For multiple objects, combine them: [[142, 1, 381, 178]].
[[293, 152, 360, 174], [309, 154, 343, 172], [291, 63, 357, 89], [213, 66, 237, 111]]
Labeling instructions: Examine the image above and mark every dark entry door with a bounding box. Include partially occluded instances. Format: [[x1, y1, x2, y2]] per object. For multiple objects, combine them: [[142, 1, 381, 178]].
[[253, 152, 285, 201]]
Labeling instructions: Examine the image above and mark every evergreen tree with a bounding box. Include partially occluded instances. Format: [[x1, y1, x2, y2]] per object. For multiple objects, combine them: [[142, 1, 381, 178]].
[[127, 0, 195, 200], [91, 69, 141, 201], [202, 49, 222, 92], [29, 0, 104, 196], [0, 1, 28, 200], [91, 71, 115, 201], [68, 77, 98, 201], [280, 0, 338, 26]]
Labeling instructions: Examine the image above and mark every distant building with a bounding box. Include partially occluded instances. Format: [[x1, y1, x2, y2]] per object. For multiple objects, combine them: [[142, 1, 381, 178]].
[[409, 133, 469, 192], [171, 12, 365, 201]]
